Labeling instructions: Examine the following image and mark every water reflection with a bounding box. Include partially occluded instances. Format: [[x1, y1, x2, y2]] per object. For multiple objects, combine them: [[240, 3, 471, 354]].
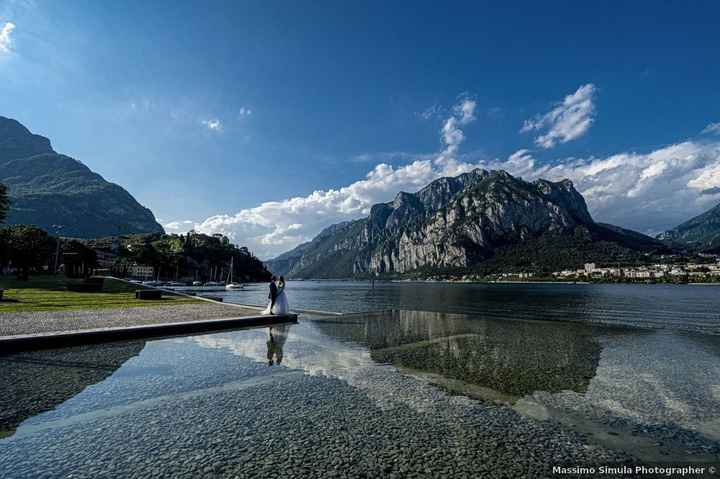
[[0, 341, 145, 438], [1, 312, 717, 470], [266, 324, 290, 366], [311, 310, 602, 399]]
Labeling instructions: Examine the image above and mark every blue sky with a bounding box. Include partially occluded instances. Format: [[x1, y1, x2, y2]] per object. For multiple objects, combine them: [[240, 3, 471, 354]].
[[1, 0, 720, 258]]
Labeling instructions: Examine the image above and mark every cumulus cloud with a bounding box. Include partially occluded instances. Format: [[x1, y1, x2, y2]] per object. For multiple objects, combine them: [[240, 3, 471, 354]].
[[702, 122, 720, 135], [454, 97, 477, 125], [201, 118, 223, 132], [167, 93, 720, 260], [521, 84, 596, 148], [0, 21, 16, 53], [164, 220, 194, 233], [434, 97, 477, 172], [351, 151, 434, 164], [497, 141, 720, 234]]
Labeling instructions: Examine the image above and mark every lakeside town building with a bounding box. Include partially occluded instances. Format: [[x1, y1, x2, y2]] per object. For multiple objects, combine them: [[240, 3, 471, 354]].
[[552, 260, 720, 281]]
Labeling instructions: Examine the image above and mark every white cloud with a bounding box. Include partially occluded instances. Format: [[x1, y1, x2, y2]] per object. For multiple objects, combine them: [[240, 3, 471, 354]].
[[167, 93, 720, 260], [521, 84, 596, 148], [238, 107, 252, 117], [434, 98, 477, 173], [0, 21, 16, 53], [702, 122, 720, 135], [164, 220, 195, 233], [201, 118, 223, 132], [495, 141, 720, 234], [351, 151, 434, 164], [454, 97, 476, 125]]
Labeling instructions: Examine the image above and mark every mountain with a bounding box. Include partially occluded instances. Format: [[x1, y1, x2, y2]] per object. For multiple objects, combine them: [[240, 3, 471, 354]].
[[0, 117, 164, 238], [264, 222, 352, 277], [658, 202, 720, 252], [266, 169, 668, 278]]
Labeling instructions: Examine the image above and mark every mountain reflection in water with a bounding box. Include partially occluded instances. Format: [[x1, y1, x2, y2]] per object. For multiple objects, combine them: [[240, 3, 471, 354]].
[[310, 310, 603, 399]]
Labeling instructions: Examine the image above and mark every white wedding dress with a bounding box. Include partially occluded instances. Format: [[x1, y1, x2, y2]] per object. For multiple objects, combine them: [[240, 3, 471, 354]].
[[262, 283, 290, 315]]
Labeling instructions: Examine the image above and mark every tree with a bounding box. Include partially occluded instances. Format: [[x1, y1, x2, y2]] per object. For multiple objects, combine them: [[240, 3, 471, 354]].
[[1, 225, 53, 279], [64, 240, 98, 278], [0, 183, 9, 224]]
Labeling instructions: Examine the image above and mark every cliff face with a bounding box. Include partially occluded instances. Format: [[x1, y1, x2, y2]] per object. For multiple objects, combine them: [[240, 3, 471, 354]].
[[0, 116, 164, 238], [267, 169, 666, 278]]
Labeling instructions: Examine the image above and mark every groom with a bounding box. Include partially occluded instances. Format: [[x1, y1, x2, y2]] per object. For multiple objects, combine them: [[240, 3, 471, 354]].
[[267, 276, 278, 315]]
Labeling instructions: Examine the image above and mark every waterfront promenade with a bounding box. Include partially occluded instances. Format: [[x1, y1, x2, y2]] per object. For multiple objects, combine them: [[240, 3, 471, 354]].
[[0, 276, 295, 351], [0, 302, 262, 337]]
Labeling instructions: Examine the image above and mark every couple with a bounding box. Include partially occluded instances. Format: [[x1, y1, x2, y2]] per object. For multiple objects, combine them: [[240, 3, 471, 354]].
[[262, 275, 290, 315]]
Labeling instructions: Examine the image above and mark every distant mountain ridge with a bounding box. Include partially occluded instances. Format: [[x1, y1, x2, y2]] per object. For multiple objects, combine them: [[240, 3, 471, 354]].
[[0, 116, 163, 238], [658, 202, 720, 252], [266, 169, 667, 278]]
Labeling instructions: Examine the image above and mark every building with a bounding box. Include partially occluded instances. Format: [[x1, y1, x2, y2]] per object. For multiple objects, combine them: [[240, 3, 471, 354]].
[[128, 264, 154, 281]]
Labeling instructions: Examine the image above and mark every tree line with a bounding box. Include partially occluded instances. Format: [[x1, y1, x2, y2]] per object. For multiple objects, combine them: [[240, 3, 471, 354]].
[[0, 183, 271, 282], [108, 231, 272, 282]]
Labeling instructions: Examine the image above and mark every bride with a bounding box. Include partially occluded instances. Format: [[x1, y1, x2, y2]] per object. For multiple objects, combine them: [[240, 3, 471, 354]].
[[263, 276, 290, 315]]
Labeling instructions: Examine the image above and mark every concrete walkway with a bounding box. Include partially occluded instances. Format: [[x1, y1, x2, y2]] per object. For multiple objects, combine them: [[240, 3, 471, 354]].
[[0, 302, 298, 353], [0, 303, 265, 337]]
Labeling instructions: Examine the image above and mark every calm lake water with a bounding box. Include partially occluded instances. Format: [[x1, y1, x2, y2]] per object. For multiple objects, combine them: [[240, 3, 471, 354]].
[[2, 283, 720, 477], [221, 280, 720, 335]]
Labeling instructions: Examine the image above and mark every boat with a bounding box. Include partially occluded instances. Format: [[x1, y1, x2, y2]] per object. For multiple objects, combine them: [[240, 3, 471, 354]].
[[225, 257, 245, 290]]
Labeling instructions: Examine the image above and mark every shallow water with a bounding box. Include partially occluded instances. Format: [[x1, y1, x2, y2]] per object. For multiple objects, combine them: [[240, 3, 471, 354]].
[[222, 280, 720, 334], [1, 310, 719, 478]]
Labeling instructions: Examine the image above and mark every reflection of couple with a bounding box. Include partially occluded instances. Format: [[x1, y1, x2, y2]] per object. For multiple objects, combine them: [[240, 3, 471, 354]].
[[262, 275, 290, 315], [266, 324, 290, 366]]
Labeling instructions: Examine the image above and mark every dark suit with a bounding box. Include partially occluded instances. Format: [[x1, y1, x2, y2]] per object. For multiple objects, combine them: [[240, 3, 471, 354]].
[[268, 281, 278, 313]]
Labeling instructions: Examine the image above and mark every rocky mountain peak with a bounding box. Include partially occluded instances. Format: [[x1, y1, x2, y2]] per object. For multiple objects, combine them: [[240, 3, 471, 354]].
[[266, 168, 662, 278], [391, 191, 419, 208]]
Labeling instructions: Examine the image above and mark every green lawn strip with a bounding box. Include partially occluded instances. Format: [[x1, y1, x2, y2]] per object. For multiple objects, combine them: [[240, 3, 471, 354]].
[[0, 276, 201, 313]]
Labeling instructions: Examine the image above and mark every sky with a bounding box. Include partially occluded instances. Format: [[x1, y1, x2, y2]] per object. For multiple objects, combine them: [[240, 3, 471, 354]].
[[1, 0, 719, 259]]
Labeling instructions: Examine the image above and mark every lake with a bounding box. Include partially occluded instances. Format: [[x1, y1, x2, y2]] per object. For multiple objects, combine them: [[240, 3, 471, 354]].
[[1, 283, 719, 477], [221, 280, 720, 335]]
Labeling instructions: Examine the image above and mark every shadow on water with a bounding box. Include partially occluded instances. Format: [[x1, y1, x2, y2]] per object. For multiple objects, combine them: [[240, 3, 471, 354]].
[[0, 341, 146, 438]]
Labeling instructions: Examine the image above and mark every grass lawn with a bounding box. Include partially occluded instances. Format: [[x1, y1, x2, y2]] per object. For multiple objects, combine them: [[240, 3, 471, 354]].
[[0, 275, 201, 313]]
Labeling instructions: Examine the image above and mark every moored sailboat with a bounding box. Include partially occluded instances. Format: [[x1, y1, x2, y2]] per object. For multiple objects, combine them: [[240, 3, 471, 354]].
[[225, 257, 244, 290]]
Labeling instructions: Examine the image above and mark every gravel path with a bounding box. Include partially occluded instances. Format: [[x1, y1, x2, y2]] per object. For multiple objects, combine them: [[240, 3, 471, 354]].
[[0, 303, 263, 337]]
